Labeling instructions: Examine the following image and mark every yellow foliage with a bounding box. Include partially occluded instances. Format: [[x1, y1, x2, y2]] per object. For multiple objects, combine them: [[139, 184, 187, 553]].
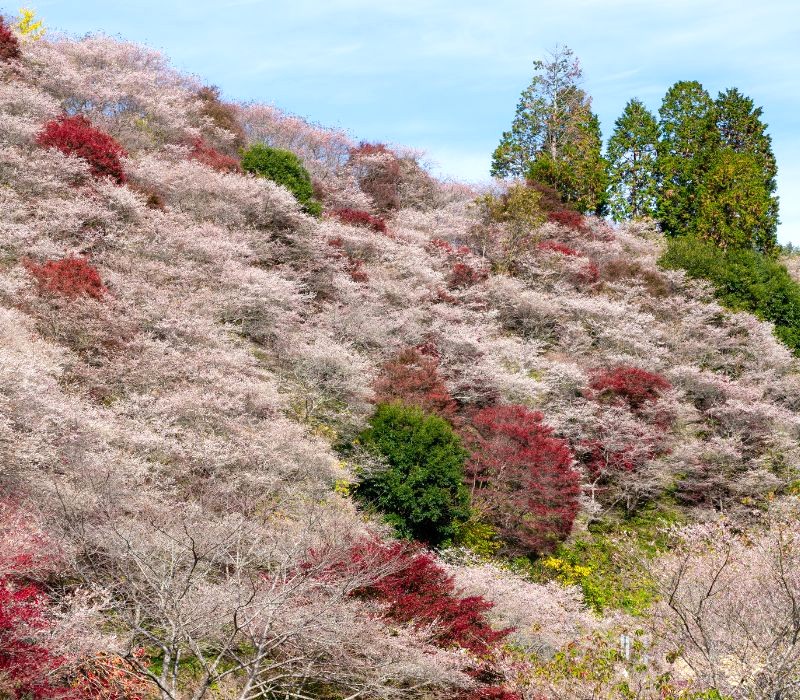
[[475, 184, 545, 272], [476, 184, 545, 232], [333, 478, 352, 497], [15, 8, 45, 40], [542, 556, 592, 586]]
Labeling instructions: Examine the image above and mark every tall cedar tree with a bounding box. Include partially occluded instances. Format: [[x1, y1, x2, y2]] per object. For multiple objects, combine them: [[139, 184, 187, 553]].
[[707, 88, 779, 251], [657, 84, 779, 251], [656, 80, 716, 238], [607, 98, 659, 221], [464, 405, 580, 555], [696, 149, 775, 251], [355, 404, 471, 547], [491, 46, 607, 214]]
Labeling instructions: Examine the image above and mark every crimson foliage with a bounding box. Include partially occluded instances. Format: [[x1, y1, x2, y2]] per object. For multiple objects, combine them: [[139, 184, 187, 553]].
[[349, 142, 401, 213], [72, 651, 152, 700], [347, 539, 510, 655], [187, 136, 241, 173], [588, 366, 671, 410], [464, 405, 580, 555], [37, 116, 127, 184], [537, 240, 580, 256], [373, 346, 458, 422], [0, 506, 72, 700], [0, 17, 20, 62], [574, 260, 600, 285], [547, 209, 587, 232], [449, 262, 489, 290], [0, 582, 71, 700], [330, 208, 388, 233], [462, 687, 522, 700], [24, 257, 107, 300]]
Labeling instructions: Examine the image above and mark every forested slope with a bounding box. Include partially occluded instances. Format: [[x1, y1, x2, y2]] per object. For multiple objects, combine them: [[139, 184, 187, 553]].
[[1, 22, 799, 700]]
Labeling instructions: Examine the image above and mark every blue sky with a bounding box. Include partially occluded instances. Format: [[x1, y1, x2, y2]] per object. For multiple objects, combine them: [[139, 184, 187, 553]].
[[22, 0, 800, 243]]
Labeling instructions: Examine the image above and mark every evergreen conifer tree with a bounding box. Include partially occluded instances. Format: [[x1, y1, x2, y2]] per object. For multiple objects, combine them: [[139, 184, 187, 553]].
[[696, 149, 775, 251], [656, 80, 717, 237], [606, 98, 659, 221], [492, 46, 607, 214], [711, 88, 779, 250]]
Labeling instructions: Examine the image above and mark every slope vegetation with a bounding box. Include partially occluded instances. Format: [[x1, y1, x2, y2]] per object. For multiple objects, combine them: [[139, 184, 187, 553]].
[[1, 28, 799, 700]]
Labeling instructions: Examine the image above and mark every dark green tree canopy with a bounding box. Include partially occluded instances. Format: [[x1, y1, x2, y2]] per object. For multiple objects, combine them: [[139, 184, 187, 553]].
[[696, 149, 774, 251], [712, 88, 779, 250], [354, 403, 471, 546], [655, 82, 779, 251], [656, 80, 717, 237], [241, 144, 322, 216], [528, 109, 608, 215], [607, 98, 659, 221], [491, 46, 607, 214]]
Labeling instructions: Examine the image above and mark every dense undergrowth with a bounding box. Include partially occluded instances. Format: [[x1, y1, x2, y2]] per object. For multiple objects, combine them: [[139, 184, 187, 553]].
[[0, 13, 799, 700], [661, 236, 800, 354]]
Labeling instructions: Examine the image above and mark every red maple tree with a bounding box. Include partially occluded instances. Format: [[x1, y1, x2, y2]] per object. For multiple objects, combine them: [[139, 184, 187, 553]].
[[0, 16, 21, 62], [24, 257, 107, 300], [464, 405, 581, 555], [588, 366, 671, 410], [373, 346, 458, 422], [37, 115, 127, 184]]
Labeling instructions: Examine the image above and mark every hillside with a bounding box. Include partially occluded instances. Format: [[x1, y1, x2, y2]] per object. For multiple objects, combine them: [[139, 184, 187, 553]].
[[1, 27, 799, 700]]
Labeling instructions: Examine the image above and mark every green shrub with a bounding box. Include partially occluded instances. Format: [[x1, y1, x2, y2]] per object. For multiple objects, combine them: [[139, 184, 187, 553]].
[[241, 144, 322, 216], [534, 502, 681, 614], [354, 403, 471, 546], [661, 236, 800, 355]]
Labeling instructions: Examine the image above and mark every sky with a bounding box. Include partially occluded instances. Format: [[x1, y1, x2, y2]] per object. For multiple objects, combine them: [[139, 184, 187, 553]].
[[20, 0, 800, 243]]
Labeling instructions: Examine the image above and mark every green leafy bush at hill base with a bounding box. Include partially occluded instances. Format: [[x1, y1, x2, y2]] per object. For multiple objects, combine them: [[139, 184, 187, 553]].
[[353, 403, 471, 547], [241, 143, 322, 216], [506, 501, 683, 615], [661, 236, 800, 355]]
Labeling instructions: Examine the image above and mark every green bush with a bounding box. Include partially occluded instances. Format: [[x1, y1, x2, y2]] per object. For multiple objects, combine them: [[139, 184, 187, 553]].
[[241, 144, 322, 216], [354, 403, 471, 546], [661, 236, 800, 355]]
